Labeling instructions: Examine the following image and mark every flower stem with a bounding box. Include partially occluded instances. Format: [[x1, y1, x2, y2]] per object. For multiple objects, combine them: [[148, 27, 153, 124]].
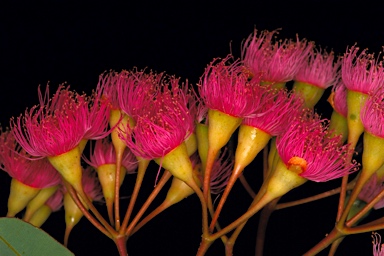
[[125, 170, 172, 236], [120, 158, 149, 234], [337, 171, 371, 229], [196, 236, 213, 256], [206, 191, 228, 243], [224, 221, 245, 254], [130, 200, 170, 235], [254, 197, 280, 256], [198, 192, 272, 255], [209, 166, 242, 232], [238, 174, 256, 198], [63, 180, 114, 238], [303, 227, 344, 256], [276, 179, 356, 210], [328, 237, 345, 256], [225, 147, 272, 255], [346, 188, 384, 227], [114, 148, 124, 230], [77, 185, 118, 236], [186, 177, 210, 237], [336, 174, 350, 221], [203, 146, 217, 204], [211, 191, 275, 241], [344, 218, 384, 234], [210, 160, 307, 242], [114, 235, 128, 256]]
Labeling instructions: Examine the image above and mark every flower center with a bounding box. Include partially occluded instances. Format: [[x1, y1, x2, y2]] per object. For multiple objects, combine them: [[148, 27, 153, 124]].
[[287, 156, 307, 174]]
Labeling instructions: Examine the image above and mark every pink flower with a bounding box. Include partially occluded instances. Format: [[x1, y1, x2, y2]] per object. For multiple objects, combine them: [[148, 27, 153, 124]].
[[209, 149, 234, 194], [191, 149, 233, 194], [10, 84, 109, 157], [276, 110, 357, 182], [117, 69, 162, 119], [341, 45, 384, 94], [329, 79, 348, 117], [242, 88, 304, 136], [62, 167, 103, 202], [198, 56, 263, 118], [86, 138, 137, 174], [97, 70, 121, 110], [189, 152, 201, 169], [361, 86, 384, 138], [45, 189, 64, 212], [120, 75, 194, 159], [242, 29, 313, 83], [372, 233, 384, 256], [196, 99, 208, 124], [11, 85, 83, 157], [83, 85, 111, 140], [82, 167, 103, 202], [295, 48, 341, 89], [0, 130, 61, 188], [357, 174, 384, 210], [99, 68, 161, 119]]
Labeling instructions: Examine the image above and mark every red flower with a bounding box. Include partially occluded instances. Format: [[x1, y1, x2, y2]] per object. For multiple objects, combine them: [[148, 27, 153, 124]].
[[330, 80, 348, 117], [117, 69, 162, 119], [11, 84, 109, 157], [45, 189, 64, 212], [372, 233, 384, 256], [295, 48, 341, 89], [120, 75, 194, 159], [11, 85, 83, 157], [98, 68, 161, 118], [361, 86, 384, 138], [0, 130, 61, 188], [242, 88, 303, 136], [242, 29, 313, 83], [83, 84, 111, 140], [86, 138, 137, 174], [61, 167, 103, 202], [276, 110, 357, 182], [97, 70, 121, 110], [358, 174, 384, 210], [209, 149, 233, 195], [341, 45, 384, 94], [198, 56, 263, 118]]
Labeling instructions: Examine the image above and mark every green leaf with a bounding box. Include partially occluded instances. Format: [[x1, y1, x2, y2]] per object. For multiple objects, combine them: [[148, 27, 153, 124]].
[[0, 217, 74, 256]]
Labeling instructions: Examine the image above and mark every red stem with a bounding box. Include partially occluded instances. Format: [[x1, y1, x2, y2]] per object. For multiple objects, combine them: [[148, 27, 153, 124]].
[[254, 197, 280, 256], [130, 201, 170, 235], [336, 174, 349, 221], [276, 179, 356, 210], [238, 174, 256, 198], [209, 167, 241, 232], [114, 149, 124, 230], [346, 186, 384, 227], [114, 235, 128, 256], [203, 148, 217, 204], [63, 181, 114, 238], [302, 227, 344, 256], [196, 236, 213, 256], [120, 158, 148, 234], [125, 170, 172, 236], [328, 237, 344, 256]]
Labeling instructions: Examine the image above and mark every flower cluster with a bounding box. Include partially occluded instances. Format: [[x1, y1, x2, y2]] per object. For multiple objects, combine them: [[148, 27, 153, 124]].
[[3, 26, 384, 256]]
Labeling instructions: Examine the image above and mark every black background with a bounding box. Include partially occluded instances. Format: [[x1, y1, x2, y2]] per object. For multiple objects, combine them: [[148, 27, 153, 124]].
[[1, 1, 384, 255]]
